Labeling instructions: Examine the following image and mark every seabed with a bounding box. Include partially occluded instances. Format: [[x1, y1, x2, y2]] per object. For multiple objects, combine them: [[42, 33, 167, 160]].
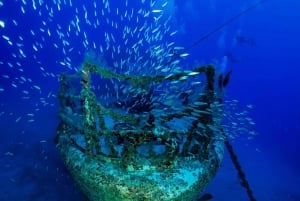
[[56, 62, 226, 201]]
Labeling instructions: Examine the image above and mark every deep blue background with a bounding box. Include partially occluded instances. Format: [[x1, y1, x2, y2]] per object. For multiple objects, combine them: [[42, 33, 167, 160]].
[[1, 0, 299, 200]]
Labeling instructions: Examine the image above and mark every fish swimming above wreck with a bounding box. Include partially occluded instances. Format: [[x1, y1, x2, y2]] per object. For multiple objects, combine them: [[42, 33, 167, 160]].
[[0, 0, 264, 200], [53, 1, 264, 200]]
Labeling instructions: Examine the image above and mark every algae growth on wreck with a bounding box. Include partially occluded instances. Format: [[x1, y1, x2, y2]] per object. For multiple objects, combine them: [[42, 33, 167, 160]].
[[55, 60, 227, 200], [0, 0, 270, 200]]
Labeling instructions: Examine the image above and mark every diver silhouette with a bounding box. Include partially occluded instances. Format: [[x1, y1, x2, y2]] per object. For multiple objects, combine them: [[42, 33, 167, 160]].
[[114, 88, 154, 114], [224, 50, 240, 63], [235, 35, 255, 46]]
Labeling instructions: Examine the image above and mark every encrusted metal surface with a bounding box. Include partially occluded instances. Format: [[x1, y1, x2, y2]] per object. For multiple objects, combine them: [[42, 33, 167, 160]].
[[56, 62, 226, 200]]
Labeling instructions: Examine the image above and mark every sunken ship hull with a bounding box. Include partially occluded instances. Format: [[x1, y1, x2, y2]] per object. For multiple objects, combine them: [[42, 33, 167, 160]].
[[56, 62, 226, 201]]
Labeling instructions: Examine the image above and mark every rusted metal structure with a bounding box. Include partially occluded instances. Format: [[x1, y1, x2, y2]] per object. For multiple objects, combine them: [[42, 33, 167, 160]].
[[56, 61, 226, 201]]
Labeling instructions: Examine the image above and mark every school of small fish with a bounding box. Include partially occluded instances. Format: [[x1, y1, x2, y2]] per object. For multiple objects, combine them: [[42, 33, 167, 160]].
[[0, 0, 256, 140], [0, 0, 180, 123]]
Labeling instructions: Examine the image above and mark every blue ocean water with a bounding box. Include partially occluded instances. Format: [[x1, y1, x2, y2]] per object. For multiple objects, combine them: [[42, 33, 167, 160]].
[[1, 0, 299, 200]]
